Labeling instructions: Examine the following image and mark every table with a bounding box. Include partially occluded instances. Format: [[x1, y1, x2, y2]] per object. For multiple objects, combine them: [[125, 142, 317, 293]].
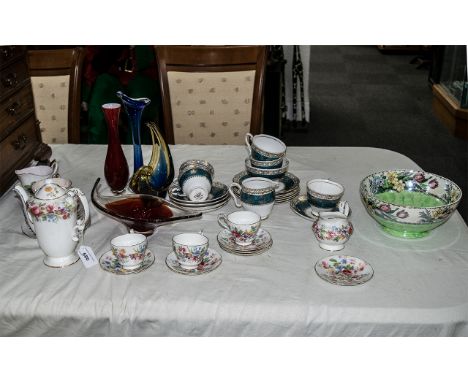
[[1, 144, 468, 336]]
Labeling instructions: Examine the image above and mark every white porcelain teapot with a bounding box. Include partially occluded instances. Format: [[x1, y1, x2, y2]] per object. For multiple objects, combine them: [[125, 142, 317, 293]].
[[14, 180, 90, 267]]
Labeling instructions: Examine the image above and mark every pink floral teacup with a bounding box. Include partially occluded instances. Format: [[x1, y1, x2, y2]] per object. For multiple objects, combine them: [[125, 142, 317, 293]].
[[217, 210, 261, 246], [111, 233, 148, 269], [172, 233, 209, 269]]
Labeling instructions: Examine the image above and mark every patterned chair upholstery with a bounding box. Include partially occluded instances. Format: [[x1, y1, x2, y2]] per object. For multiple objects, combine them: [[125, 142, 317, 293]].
[[28, 48, 84, 143], [155, 46, 267, 145]]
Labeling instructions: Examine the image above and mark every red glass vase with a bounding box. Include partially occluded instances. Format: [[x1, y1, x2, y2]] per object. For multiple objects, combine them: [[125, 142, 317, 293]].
[[102, 103, 129, 194]]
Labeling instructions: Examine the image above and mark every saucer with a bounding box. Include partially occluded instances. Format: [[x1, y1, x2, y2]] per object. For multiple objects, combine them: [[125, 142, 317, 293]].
[[100, 249, 155, 275], [290, 195, 351, 221], [290, 194, 318, 221], [315, 255, 373, 286], [166, 248, 222, 275], [217, 228, 273, 255], [232, 171, 300, 204], [169, 181, 229, 205], [171, 198, 230, 213]]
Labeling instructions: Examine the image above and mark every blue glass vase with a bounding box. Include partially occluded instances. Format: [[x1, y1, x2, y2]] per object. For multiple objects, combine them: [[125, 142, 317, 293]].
[[116, 91, 151, 173]]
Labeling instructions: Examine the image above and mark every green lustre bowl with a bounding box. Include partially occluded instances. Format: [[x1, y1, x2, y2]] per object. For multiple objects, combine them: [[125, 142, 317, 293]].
[[360, 169, 462, 238]]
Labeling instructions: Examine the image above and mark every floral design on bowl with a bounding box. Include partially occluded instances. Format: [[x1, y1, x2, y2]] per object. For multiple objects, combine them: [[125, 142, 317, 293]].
[[360, 169, 462, 238], [315, 255, 373, 286]]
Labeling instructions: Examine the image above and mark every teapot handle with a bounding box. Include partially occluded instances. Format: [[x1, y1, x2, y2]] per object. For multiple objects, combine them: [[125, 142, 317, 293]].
[[13, 184, 35, 233], [50, 160, 59, 177], [245, 133, 253, 156], [228, 183, 242, 208], [68, 188, 90, 228], [71, 224, 84, 242]]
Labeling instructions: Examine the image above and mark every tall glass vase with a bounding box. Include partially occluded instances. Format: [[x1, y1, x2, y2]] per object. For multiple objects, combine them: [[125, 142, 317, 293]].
[[116, 91, 151, 173], [102, 103, 129, 194]]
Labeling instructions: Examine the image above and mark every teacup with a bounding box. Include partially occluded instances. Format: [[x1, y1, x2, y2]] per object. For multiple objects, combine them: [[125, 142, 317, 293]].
[[249, 156, 283, 169], [15, 161, 59, 191], [245, 158, 289, 180], [178, 160, 214, 202], [172, 232, 209, 269], [307, 179, 344, 210], [245, 133, 286, 161], [218, 210, 261, 246], [111, 233, 148, 269], [229, 177, 277, 219]]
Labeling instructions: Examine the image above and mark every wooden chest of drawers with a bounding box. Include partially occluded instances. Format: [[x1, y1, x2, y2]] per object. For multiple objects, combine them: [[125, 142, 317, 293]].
[[0, 46, 42, 195]]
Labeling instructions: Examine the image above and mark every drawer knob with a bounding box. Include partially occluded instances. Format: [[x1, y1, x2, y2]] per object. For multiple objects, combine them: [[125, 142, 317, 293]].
[[12, 134, 28, 150], [6, 101, 21, 116], [1, 46, 14, 59], [2, 72, 18, 88]]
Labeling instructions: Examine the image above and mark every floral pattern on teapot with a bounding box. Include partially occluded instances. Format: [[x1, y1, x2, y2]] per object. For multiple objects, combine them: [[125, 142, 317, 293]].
[[28, 200, 75, 222]]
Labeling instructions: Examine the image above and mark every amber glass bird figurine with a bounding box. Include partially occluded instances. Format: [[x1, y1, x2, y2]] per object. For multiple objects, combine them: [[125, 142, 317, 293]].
[[129, 122, 174, 197]]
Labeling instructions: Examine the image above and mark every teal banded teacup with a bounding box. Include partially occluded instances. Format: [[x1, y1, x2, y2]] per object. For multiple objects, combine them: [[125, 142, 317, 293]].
[[229, 177, 278, 219], [245, 158, 289, 180], [178, 160, 214, 202], [307, 179, 344, 210], [249, 156, 283, 169], [245, 133, 286, 161]]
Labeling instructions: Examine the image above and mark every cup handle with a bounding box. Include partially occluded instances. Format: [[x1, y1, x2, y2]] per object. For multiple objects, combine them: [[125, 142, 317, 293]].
[[337, 200, 350, 217], [311, 210, 320, 219], [217, 213, 229, 230], [264, 179, 280, 189], [245, 133, 253, 156], [228, 183, 242, 208]]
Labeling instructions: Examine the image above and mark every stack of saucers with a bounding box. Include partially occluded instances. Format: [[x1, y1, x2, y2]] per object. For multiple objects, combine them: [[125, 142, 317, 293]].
[[217, 227, 273, 256], [167, 180, 230, 213]]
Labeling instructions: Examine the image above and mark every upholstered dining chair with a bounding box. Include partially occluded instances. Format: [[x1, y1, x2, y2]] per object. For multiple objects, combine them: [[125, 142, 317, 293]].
[[154, 45, 267, 145], [27, 47, 84, 144]]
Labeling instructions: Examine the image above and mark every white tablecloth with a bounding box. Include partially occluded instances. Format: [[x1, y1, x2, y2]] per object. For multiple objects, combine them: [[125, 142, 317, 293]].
[[1, 145, 467, 336]]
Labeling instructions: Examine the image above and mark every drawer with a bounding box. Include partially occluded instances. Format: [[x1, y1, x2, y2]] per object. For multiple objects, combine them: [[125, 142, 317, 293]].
[[0, 59, 29, 101], [0, 46, 26, 70], [0, 83, 35, 141], [0, 115, 41, 182]]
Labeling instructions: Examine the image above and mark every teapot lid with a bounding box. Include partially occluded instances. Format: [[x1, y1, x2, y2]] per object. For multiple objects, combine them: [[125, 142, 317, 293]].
[[34, 183, 67, 200]]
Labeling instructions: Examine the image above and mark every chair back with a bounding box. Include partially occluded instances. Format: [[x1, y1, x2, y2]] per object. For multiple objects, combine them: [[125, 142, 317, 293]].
[[28, 47, 84, 143], [155, 46, 267, 145]]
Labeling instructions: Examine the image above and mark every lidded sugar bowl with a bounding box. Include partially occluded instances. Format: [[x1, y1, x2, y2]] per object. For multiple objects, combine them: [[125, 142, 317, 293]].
[[312, 211, 353, 251]]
